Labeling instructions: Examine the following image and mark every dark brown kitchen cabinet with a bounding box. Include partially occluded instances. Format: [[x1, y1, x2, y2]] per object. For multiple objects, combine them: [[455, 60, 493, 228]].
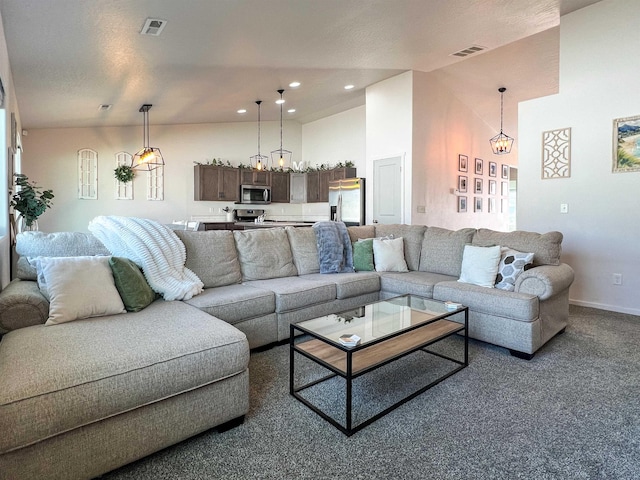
[[240, 169, 270, 186], [270, 171, 290, 203], [306, 167, 357, 203], [194, 165, 240, 201]]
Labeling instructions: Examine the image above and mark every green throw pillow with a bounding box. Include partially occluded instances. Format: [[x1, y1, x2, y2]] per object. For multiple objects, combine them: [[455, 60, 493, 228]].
[[352, 239, 375, 271], [109, 257, 156, 312]]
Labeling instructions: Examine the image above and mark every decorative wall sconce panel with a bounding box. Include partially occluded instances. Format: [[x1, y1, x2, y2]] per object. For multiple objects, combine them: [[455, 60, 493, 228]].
[[78, 148, 98, 199], [115, 152, 133, 200], [147, 165, 164, 201], [542, 127, 571, 179]]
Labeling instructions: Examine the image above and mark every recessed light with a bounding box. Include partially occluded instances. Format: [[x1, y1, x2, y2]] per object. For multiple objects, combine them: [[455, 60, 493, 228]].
[[237, 109, 247, 114], [287, 109, 296, 113], [289, 81, 301, 88], [344, 84, 355, 90]]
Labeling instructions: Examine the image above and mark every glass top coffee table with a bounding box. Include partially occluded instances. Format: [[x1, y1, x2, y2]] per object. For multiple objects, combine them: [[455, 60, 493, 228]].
[[289, 294, 468, 436]]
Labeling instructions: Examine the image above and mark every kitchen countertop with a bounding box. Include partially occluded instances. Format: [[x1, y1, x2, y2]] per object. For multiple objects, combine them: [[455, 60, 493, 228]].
[[234, 221, 314, 228]]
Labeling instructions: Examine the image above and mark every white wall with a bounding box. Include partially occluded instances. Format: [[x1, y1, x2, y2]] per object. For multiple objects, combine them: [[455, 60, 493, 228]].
[[412, 71, 513, 230], [518, 0, 640, 315], [365, 72, 414, 224], [22, 121, 303, 232]]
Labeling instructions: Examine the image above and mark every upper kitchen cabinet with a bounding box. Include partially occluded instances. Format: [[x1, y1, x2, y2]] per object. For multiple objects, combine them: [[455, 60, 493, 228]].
[[306, 167, 357, 203], [289, 173, 307, 204], [240, 168, 270, 186], [270, 171, 290, 203], [194, 165, 240, 201]]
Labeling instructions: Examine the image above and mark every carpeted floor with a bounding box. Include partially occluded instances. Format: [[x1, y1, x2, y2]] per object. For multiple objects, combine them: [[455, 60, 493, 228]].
[[103, 305, 640, 479]]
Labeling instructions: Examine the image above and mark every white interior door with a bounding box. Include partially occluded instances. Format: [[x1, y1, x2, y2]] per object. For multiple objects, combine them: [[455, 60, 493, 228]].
[[373, 156, 403, 224]]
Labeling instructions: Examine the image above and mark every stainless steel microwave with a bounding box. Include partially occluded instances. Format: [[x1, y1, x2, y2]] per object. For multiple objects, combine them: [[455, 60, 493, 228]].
[[240, 185, 271, 204]]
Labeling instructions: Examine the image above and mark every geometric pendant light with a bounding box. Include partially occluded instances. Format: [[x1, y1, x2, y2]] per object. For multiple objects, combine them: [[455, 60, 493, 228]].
[[250, 100, 268, 171], [131, 104, 165, 170], [271, 89, 292, 170], [489, 87, 514, 155]]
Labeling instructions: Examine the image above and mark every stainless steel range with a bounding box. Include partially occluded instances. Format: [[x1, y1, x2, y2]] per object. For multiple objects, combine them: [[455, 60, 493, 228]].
[[234, 209, 265, 222]]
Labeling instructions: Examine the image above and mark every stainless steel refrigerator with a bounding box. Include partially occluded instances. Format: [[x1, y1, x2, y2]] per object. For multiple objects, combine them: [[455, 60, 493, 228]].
[[328, 178, 365, 226]]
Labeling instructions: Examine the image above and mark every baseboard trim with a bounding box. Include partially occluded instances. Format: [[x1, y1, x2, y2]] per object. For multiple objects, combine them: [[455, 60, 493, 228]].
[[570, 299, 640, 316]]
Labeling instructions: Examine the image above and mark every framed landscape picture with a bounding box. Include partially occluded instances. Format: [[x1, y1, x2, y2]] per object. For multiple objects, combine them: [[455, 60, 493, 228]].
[[613, 115, 640, 173], [458, 154, 468, 172], [475, 158, 483, 175]]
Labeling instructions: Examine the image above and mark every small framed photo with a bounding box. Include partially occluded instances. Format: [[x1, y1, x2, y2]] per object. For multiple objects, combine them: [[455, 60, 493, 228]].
[[475, 158, 483, 175], [458, 196, 467, 213], [501, 164, 509, 179], [458, 154, 468, 172], [489, 180, 496, 195], [489, 161, 497, 177], [7, 147, 14, 190], [488, 197, 496, 213], [474, 177, 483, 194], [501, 198, 508, 213], [474, 197, 482, 212], [458, 175, 468, 193], [501, 181, 508, 196]]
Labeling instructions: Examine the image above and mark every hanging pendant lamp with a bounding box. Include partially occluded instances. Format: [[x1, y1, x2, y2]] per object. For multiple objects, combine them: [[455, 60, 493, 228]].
[[250, 100, 268, 171], [489, 87, 514, 155], [132, 104, 165, 170], [271, 89, 292, 170]]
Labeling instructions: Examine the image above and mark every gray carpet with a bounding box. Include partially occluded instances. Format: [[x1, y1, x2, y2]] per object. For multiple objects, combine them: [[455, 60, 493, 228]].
[[103, 306, 640, 479]]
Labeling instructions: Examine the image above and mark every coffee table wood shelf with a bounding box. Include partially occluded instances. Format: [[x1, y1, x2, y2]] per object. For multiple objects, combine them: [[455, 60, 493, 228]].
[[290, 295, 468, 436]]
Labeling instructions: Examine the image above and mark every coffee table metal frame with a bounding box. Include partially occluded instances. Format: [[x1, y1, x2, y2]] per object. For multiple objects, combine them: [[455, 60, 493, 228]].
[[289, 294, 468, 436]]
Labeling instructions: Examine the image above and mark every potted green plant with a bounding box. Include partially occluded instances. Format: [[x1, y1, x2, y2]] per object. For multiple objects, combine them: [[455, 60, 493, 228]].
[[10, 173, 54, 230], [114, 164, 135, 183]]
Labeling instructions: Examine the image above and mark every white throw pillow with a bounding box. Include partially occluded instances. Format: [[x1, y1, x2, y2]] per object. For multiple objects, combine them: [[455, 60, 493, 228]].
[[372, 237, 409, 272], [458, 245, 502, 288], [38, 256, 126, 325]]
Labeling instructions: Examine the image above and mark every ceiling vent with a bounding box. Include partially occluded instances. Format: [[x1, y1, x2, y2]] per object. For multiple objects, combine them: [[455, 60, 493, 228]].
[[140, 18, 167, 36], [450, 45, 486, 58]]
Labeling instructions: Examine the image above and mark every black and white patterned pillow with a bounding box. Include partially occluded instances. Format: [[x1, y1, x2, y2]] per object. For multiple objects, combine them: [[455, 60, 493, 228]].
[[495, 249, 534, 291]]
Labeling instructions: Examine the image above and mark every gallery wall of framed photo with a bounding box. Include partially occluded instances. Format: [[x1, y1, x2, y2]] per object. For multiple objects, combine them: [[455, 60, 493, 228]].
[[457, 154, 509, 214]]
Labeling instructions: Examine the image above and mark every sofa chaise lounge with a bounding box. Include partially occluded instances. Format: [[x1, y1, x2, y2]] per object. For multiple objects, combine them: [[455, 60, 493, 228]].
[[0, 223, 574, 479]]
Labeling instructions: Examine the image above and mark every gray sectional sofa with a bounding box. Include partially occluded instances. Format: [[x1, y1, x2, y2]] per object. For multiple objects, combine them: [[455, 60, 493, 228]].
[[0, 223, 574, 479]]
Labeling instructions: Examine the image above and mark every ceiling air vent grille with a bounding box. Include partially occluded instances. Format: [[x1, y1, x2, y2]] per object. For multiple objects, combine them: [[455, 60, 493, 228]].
[[140, 18, 167, 36], [450, 45, 486, 58]]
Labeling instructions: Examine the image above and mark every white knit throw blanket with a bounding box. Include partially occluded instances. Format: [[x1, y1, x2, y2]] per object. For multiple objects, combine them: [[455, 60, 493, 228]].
[[88, 216, 203, 301]]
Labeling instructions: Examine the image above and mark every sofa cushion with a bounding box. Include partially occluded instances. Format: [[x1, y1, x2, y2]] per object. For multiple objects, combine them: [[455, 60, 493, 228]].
[[374, 224, 426, 271], [234, 229, 298, 280], [174, 230, 242, 288], [458, 245, 502, 288], [184, 284, 275, 324], [419, 227, 476, 277], [352, 238, 375, 271], [15, 231, 109, 280], [373, 237, 409, 272], [301, 272, 380, 299], [109, 257, 156, 312], [472, 229, 563, 266], [495, 249, 535, 291], [0, 300, 249, 454], [245, 277, 336, 312], [37, 256, 126, 325], [433, 281, 539, 322], [347, 225, 375, 242], [379, 271, 456, 298], [285, 227, 320, 275]]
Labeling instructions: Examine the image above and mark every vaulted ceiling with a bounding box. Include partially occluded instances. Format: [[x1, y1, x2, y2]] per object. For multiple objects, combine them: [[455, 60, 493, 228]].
[[0, 0, 601, 133]]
